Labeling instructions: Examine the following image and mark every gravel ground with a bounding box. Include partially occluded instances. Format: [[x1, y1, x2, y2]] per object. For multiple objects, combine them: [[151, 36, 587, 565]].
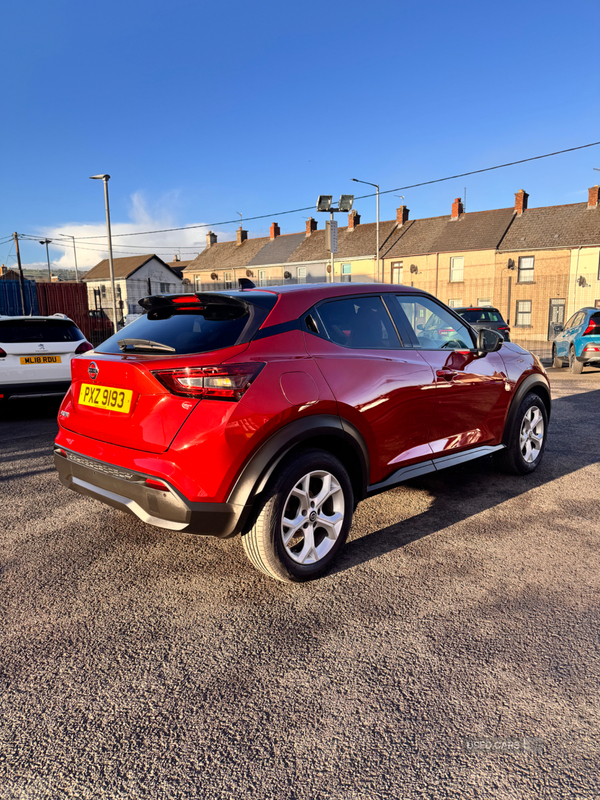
[[1, 369, 599, 800]]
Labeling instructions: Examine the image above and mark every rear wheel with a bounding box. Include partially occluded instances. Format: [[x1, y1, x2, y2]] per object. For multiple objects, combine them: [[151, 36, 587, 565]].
[[242, 449, 353, 583], [552, 344, 563, 369], [569, 346, 583, 374], [496, 392, 548, 475]]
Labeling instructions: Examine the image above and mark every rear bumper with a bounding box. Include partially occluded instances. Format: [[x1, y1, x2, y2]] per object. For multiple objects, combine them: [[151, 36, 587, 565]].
[[53, 447, 249, 538], [1, 381, 70, 398]]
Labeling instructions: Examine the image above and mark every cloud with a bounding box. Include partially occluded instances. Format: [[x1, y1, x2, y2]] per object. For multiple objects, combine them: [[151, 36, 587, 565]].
[[37, 192, 237, 271]]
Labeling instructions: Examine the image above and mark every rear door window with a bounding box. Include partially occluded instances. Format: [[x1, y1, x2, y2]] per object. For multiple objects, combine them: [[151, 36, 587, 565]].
[[0, 319, 84, 343], [316, 295, 401, 349]]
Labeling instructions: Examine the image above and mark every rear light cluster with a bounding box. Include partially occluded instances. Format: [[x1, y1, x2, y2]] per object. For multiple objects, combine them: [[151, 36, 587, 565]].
[[498, 325, 510, 332], [583, 319, 600, 336], [0, 347, 6, 358], [75, 341, 94, 354], [153, 362, 264, 401]]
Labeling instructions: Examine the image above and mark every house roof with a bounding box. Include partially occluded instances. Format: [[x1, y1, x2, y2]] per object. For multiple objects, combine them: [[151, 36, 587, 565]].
[[248, 233, 306, 266], [184, 237, 272, 272], [0, 268, 23, 281], [84, 254, 180, 281], [498, 202, 600, 250]]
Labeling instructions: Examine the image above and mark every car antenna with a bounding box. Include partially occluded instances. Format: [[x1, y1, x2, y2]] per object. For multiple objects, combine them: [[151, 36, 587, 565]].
[[238, 278, 256, 290]]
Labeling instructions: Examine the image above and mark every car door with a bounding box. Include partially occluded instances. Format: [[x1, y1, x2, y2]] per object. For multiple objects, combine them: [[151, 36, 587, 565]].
[[302, 293, 437, 486], [389, 294, 511, 454], [557, 313, 579, 357]]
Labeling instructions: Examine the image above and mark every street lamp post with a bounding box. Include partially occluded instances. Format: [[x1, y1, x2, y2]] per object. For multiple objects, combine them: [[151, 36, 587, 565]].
[[90, 174, 119, 334], [39, 238, 52, 282], [316, 194, 354, 282], [60, 234, 79, 281], [352, 178, 380, 282]]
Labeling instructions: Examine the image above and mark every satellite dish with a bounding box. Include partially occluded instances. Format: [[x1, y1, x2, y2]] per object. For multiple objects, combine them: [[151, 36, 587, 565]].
[[210, 272, 218, 280], [410, 264, 418, 274]]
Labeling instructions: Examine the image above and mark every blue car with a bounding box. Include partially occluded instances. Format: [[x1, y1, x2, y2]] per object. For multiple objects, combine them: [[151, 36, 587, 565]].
[[552, 307, 600, 373]]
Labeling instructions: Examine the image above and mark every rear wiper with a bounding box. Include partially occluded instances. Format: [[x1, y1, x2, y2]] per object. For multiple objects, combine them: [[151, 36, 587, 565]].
[[117, 338, 176, 353]]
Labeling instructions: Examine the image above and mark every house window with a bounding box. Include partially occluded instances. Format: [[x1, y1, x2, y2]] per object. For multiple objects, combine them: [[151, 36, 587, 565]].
[[597, 253, 600, 281], [258, 270, 267, 287], [448, 299, 463, 308], [516, 300, 532, 326], [450, 257, 464, 283], [595, 299, 600, 309], [297, 267, 307, 284], [391, 261, 403, 284], [341, 264, 351, 283], [224, 272, 233, 289], [518, 256, 534, 283], [160, 282, 169, 293], [194, 276, 202, 291], [101, 284, 106, 297], [477, 298, 492, 307]]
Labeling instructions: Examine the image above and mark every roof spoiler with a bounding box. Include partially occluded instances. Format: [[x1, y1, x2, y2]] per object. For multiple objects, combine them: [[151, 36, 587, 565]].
[[138, 291, 275, 313]]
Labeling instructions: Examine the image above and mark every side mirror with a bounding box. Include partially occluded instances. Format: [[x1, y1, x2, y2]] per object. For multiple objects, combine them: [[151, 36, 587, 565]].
[[477, 328, 503, 355], [553, 324, 564, 333]]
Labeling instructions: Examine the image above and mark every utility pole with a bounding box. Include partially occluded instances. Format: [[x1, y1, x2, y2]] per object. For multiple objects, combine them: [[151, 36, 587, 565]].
[[13, 233, 27, 315], [61, 234, 79, 281]]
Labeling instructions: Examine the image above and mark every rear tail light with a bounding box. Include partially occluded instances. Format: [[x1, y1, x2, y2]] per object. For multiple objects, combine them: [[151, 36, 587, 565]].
[[75, 341, 94, 354], [498, 325, 510, 331], [0, 347, 6, 358], [583, 320, 599, 336], [153, 362, 265, 400]]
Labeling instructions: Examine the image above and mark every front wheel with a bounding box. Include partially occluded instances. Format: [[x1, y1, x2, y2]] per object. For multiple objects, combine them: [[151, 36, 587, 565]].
[[552, 344, 563, 369], [496, 392, 548, 475], [242, 449, 354, 583], [569, 346, 583, 374]]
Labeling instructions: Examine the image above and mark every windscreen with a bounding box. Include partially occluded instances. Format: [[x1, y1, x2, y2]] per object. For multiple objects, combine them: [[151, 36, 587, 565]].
[[96, 305, 260, 355], [0, 319, 84, 343]]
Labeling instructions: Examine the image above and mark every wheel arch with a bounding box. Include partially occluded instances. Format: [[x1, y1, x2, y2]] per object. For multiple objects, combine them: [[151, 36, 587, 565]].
[[502, 374, 551, 446], [227, 414, 369, 516]]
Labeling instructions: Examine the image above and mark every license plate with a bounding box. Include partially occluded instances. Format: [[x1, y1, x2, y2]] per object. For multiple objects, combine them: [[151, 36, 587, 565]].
[[20, 355, 62, 365], [78, 383, 133, 414]]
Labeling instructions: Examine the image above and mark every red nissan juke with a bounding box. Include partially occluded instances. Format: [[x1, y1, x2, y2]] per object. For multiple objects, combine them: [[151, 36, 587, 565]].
[[54, 283, 551, 582]]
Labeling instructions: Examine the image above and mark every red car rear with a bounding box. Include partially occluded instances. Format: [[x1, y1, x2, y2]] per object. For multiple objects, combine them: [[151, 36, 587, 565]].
[[54, 283, 551, 582]]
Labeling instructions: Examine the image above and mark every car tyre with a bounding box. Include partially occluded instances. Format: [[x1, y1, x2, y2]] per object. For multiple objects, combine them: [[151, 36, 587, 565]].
[[552, 344, 563, 369], [569, 346, 583, 374], [242, 449, 354, 583], [496, 392, 548, 475]]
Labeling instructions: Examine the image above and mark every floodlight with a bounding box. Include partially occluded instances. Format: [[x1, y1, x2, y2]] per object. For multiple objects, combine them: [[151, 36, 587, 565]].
[[316, 195, 332, 212], [338, 195, 354, 212]]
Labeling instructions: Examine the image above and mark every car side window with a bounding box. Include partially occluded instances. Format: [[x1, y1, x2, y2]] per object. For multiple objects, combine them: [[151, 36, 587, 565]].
[[393, 295, 475, 350], [317, 295, 401, 349], [564, 314, 577, 329]]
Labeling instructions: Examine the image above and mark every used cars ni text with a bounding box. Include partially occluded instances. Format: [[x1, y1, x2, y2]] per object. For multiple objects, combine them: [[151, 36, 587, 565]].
[[54, 284, 550, 582]]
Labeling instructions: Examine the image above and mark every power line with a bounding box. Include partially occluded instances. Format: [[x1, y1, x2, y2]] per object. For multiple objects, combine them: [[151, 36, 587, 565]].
[[70, 140, 600, 240]]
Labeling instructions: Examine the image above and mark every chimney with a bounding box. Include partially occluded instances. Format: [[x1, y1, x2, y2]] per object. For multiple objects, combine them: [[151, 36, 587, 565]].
[[270, 222, 280, 240], [173, 254, 180, 262], [396, 205, 410, 226], [514, 189, 529, 215], [1, 265, 6, 276], [305, 217, 317, 236], [451, 198, 464, 219], [588, 185, 599, 209], [348, 210, 361, 230], [236, 226, 248, 245], [206, 231, 217, 248]]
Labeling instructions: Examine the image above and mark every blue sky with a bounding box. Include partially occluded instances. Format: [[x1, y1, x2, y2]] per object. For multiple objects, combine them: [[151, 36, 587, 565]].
[[2, 0, 599, 270]]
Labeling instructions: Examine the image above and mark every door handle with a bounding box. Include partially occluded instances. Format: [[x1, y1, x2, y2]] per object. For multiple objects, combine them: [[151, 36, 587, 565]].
[[436, 369, 457, 382]]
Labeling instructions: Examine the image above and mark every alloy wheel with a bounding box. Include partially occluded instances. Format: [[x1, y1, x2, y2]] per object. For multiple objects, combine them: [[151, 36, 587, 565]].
[[281, 470, 345, 565], [519, 405, 545, 464]]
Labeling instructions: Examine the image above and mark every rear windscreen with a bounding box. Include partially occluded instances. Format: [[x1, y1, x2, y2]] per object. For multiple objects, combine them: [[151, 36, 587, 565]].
[[459, 310, 502, 323], [0, 319, 84, 343], [96, 305, 263, 355]]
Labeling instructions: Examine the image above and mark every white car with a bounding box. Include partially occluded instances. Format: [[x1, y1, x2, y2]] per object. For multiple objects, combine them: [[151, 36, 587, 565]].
[[0, 314, 93, 401]]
